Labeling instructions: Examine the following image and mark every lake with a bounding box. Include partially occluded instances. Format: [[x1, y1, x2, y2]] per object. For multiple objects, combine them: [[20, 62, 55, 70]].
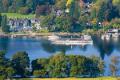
[[0, 35, 120, 76]]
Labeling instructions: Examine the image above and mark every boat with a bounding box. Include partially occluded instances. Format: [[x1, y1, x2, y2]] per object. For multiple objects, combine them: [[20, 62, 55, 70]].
[[101, 34, 111, 40], [48, 35, 93, 46], [112, 33, 119, 38], [101, 29, 120, 40], [52, 39, 93, 46], [48, 34, 59, 41]]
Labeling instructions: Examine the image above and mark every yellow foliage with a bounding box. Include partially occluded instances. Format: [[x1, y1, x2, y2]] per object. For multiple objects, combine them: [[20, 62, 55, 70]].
[[112, 0, 120, 6], [66, 0, 73, 7], [91, 18, 97, 24], [33, 77, 119, 80]]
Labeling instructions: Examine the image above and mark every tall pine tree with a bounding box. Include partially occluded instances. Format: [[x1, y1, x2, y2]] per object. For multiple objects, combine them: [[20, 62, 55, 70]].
[[97, 2, 107, 22], [1, 15, 10, 33], [0, 13, 2, 27]]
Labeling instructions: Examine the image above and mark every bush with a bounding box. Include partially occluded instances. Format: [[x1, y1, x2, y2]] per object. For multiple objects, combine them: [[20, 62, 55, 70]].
[[0, 75, 5, 80], [82, 29, 96, 35], [110, 18, 120, 28], [33, 70, 47, 78], [18, 7, 31, 14], [38, 29, 49, 33]]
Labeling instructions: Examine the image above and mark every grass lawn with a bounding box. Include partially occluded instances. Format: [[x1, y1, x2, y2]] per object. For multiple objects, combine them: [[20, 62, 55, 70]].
[[14, 77, 120, 80], [1, 13, 35, 19]]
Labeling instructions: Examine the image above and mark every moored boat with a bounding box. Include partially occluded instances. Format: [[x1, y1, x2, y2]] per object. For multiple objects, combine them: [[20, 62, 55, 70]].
[[48, 35, 93, 46]]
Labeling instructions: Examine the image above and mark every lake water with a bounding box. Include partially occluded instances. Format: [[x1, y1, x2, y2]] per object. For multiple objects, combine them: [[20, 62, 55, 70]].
[[0, 35, 120, 76]]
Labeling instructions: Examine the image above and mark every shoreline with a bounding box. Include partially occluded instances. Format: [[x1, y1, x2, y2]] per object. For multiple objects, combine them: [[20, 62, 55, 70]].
[[0, 32, 101, 38]]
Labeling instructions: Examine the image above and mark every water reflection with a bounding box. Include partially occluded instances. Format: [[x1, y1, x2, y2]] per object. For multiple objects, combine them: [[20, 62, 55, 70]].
[[0, 36, 120, 76], [0, 35, 120, 60], [93, 35, 114, 59], [0, 37, 10, 50], [115, 38, 120, 51], [41, 39, 73, 54]]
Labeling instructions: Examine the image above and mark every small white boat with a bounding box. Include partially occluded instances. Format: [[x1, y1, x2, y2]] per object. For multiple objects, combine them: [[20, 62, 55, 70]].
[[112, 33, 119, 38], [11, 35, 17, 38], [107, 29, 119, 38], [101, 34, 111, 40], [48, 35, 59, 41]]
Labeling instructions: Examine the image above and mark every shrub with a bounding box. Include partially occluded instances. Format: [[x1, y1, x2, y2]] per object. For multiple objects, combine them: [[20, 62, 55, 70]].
[[18, 7, 31, 14]]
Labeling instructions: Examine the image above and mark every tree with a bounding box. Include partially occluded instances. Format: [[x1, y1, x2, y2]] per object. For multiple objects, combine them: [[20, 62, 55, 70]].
[[35, 5, 50, 17], [18, 6, 31, 14], [112, 0, 120, 15], [32, 58, 49, 77], [90, 56, 104, 76], [40, 14, 54, 31], [110, 56, 120, 77], [68, 0, 80, 19], [2, 0, 9, 12], [31, 52, 105, 78], [66, 55, 77, 77], [33, 70, 47, 78], [97, 1, 108, 22], [54, 0, 67, 10], [26, 0, 33, 12], [6, 67, 15, 79], [0, 13, 2, 27], [54, 15, 72, 32], [0, 51, 14, 79], [1, 15, 10, 33], [12, 51, 30, 77], [0, 51, 6, 66], [15, 0, 26, 10], [49, 52, 67, 77]]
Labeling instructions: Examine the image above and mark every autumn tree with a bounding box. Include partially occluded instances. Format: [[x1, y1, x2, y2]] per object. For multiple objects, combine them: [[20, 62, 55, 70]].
[[110, 56, 120, 77]]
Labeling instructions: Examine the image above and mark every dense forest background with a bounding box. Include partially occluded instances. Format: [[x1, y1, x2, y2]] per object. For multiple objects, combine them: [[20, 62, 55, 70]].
[[0, 0, 120, 32], [0, 0, 55, 14]]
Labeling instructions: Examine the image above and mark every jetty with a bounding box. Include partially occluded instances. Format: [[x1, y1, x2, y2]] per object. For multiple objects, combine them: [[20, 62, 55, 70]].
[[48, 35, 93, 46]]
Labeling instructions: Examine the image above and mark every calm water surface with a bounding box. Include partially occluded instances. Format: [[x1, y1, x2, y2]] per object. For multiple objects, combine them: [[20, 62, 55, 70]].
[[0, 35, 120, 76]]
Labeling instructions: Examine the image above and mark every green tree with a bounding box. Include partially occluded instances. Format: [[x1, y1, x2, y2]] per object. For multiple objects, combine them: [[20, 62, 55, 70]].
[[33, 70, 47, 78], [110, 56, 120, 77], [1, 15, 10, 33], [18, 6, 31, 14], [26, 0, 33, 12], [40, 14, 54, 31], [5, 67, 15, 79], [69, 0, 80, 20], [66, 55, 78, 77], [112, 0, 120, 15], [90, 56, 104, 76], [12, 51, 30, 77], [0, 51, 14, 79], [49, 52, 67, 77], [97, 1, 108, 22], [31, 52, 105, 78], [54, 0, 67, 10], [32, 58, 49, 77], [2, 0, 9, 12], [54, 15, 72, 32], [0, 13, 2, 27]]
